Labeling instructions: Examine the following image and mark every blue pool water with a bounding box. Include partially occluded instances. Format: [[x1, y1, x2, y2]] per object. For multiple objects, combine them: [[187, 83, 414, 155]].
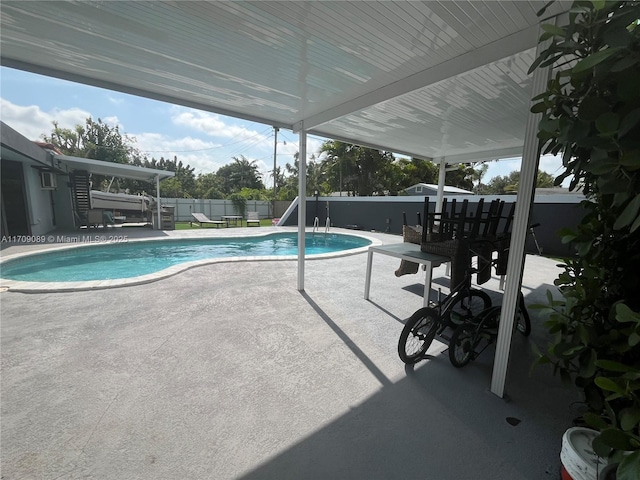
[[1, 232, 370, 282]]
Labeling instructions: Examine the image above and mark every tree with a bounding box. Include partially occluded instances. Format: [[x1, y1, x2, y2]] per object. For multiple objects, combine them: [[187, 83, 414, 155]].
[[216, 155, 264, 195], [153, 156, 196, 198], [44, 117, 139, 191], [319, 141, 357, 195], [195, 173, 225, 199], [319, 141, 397, 196], [471, 163, 490, 193], [444, 164, 475, 191], [479, 170, 556, 195], [396, 157, 439, 189], [42, 118, 199, 197], [529, 2, 640, 476], [44, 117, 135, 164]]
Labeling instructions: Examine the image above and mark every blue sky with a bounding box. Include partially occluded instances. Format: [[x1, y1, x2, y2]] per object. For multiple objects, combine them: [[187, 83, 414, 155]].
[[1, 66, 565, 187]]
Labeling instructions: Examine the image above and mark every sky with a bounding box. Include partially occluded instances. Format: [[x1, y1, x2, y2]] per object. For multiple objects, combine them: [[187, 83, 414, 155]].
[[0, 66, 566, 188]]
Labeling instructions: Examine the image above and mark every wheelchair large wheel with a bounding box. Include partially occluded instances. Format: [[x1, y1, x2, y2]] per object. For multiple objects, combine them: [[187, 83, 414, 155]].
[[398, 307, 440, 364]]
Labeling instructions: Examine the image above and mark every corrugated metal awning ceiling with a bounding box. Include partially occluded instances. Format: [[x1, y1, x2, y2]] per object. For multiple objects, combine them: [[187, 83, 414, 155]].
[[0, 1, 569, 162]]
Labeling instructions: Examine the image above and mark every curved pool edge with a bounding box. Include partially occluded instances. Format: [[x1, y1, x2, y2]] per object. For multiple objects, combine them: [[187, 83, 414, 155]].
[[0, 229, 382, 293]]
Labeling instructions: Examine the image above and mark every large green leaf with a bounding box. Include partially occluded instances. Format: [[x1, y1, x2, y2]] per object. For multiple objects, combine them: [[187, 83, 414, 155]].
[[620, 150, 640, 171], [631, 213, 640, 233], [596, 112, 620, 134], [600, 428, 637, 450], [620, 109, 640, 137], [620, 408, 640, 432], [573, 48, 622, 73], [616, 303, 640, 324], [614, 194, 640, 230], [595, 376, 625, 393], [586, 160, 619, 176], [617, 451, 640, 480], [541, 23, 567, 37], [598, 174, 630, 195], [596, 358, 636, 372], [530, 102, 548, 113]]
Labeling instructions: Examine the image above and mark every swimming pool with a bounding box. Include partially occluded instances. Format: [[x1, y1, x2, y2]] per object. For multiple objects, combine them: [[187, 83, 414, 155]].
[[0, 232, 373, 290]]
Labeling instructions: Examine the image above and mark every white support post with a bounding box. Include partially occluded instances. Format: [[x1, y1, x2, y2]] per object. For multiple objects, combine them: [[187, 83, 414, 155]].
[[155, 174, 161, 230], [435, 158, 446, 214], [490, 30, 551, 398], [297, 127, 307, 291]]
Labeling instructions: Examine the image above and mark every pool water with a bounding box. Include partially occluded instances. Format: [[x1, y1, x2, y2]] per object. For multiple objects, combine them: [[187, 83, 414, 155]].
[[0, 232, 370, 282]]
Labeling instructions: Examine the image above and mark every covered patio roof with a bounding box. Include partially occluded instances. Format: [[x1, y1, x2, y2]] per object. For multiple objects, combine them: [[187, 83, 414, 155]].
[[55, 155, 175, 183], [0, 1, 568, 163], [0, 1, 571, 397]]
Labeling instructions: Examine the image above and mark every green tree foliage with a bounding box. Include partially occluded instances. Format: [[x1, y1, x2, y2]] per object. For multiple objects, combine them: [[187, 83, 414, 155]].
[[44, 117, 138, 190], [276, 154, 325, 200], [43, 118, 199, 197], [530, 2, 640, 476], [319, 141, 396, 196], [216, 155, 264, 195], [478, 169, 556, 195], [444, 164, 475, 191], [470, 163, 490, 193], [396, 157, 439, 189], [152, 156, 196, 198], [44, 117, 135, 164], [195, 173, 225, 199]]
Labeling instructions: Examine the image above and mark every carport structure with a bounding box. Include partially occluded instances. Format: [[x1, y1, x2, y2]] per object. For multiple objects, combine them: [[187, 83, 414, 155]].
[[54, 155, 175, 229], [0, 1, 571, 397]]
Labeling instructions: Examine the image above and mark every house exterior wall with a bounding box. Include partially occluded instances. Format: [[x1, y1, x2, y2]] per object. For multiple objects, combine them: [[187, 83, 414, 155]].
[[404, 185, 439, 196], [22, 162, 56, 236], [52, 174, 76, 230]]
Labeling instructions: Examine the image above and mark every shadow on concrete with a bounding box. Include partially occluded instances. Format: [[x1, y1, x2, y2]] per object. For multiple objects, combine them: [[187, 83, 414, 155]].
[[238, 337, 576, 480], [239, 290, 582, 480], [301, 291, 392, 388], [365, 300, 407, 325]]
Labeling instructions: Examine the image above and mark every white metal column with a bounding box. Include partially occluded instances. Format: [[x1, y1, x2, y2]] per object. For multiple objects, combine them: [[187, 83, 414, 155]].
[[490, 32, 551, 397], [155, 174, 161, 231], [297, 127, 307, 291]]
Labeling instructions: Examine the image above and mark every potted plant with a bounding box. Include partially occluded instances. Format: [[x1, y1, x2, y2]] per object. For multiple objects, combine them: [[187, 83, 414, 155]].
[[529, 1, 640, 478]]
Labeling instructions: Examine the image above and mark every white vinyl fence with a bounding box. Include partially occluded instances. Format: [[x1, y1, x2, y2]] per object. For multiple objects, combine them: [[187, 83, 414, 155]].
[[159, 198, 272, 222]]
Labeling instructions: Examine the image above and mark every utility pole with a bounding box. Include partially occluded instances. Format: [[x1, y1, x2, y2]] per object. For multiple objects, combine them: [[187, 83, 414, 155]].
[[273, 126, 279, 217]]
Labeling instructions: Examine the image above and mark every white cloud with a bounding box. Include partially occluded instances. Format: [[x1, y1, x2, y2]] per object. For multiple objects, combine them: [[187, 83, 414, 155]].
[[101, 116, 121, 128], [539, 154, 565, 178], [107, 95, 124, 106], [133, 132, 225, 174], [0, 98, 89, 140], [171, 107, 270, 143]]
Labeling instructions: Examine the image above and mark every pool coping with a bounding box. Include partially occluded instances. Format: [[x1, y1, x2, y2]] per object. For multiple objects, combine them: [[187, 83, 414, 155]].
[[0, 228, 382, 293]]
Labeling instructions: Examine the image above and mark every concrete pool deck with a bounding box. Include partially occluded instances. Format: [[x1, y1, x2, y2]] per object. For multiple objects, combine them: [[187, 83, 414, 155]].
[[1, 227, 582, 479]]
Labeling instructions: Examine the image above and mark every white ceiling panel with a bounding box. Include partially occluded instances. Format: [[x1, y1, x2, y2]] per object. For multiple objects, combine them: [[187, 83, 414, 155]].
[[0, 1, 570, 162]]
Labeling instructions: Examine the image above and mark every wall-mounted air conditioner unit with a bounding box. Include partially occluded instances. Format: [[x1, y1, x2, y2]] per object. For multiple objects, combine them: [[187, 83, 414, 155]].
[[40, 171, 57, 190]]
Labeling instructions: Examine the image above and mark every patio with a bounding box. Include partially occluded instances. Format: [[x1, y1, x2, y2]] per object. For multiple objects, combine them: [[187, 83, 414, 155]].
[[1, 227, 580, 479]]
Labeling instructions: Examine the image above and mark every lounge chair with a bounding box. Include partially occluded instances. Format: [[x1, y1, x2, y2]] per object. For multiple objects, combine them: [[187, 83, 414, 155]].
[[246, 211, 260, 227], [191, 212, 226, 228]]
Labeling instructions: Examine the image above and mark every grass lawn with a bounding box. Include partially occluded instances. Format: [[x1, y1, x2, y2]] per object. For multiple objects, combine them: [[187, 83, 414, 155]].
[[175, 218, 275, 230]]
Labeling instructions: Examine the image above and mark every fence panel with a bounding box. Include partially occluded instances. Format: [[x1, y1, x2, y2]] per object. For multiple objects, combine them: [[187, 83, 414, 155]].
[[161, 198, 273, 222]]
